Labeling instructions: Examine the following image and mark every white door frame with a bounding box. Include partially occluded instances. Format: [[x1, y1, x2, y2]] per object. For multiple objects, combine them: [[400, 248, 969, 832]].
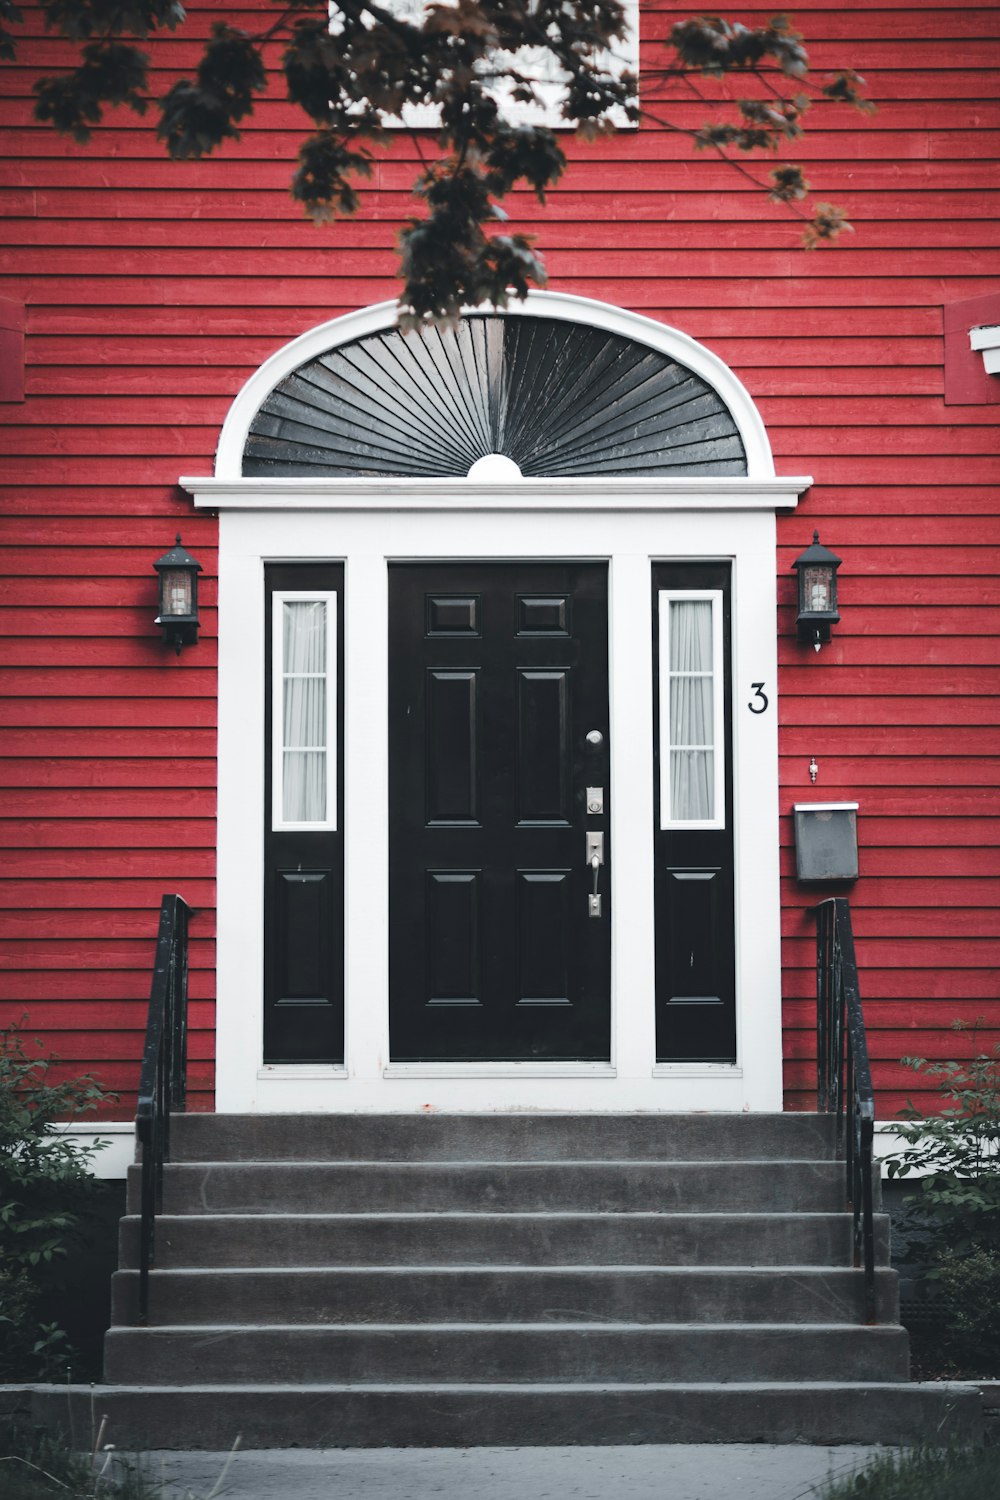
[[181, 294, 811, 1113]]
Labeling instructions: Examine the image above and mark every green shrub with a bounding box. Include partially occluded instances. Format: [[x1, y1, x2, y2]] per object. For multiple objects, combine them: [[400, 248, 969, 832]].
[[884, 1020, 1000, 1266], [0, 1018, 114, 1380], [934, 1244, 1000, 1373], [0, 1420, 98, 1500], [883, 1019, 1000, 1377], [0, 1418, 171, 1500], [817, 1446, 1000, 1500], [0, 1419, 241, 1500], [0, 1266, 74, 1382]]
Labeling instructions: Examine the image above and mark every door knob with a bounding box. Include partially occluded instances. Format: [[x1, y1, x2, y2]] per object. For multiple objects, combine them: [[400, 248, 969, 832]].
[[585, 729, 604, 748]]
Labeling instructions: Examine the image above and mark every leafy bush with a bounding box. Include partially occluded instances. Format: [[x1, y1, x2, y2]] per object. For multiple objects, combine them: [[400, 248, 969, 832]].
[[0, 1018, 114, 1380], [883, 1019, 1000, 1376], [933, 1245, 1000, 1374], [884, 1020, 1000, 1264], [817, 1446, 1000, 1500]]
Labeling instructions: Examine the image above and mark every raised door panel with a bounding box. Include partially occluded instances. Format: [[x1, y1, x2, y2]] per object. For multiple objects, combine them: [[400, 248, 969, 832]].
[[516, 870, 572, 1006], [426, 871, 481, 1006], [516, 670, 571, 824], [426, 670, 480, 824]]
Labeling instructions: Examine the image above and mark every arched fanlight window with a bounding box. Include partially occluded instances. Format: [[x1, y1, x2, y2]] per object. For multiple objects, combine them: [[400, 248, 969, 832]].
[[243, 314, 747, 479]]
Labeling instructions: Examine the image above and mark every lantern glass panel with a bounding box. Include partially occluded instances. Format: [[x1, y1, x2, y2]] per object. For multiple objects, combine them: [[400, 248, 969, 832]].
[[161, 568, 193, 617], [802, 564, 833, 614]]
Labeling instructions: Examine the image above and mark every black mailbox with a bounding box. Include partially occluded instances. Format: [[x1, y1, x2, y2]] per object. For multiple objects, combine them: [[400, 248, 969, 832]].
[[794, 802, 859, 883]]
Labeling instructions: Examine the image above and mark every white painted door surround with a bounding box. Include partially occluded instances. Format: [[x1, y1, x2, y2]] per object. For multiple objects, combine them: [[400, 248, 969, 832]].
[[181, 292, 811, 1113]]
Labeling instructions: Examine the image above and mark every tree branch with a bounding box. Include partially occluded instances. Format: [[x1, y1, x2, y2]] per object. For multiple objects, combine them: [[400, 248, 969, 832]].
[[3, 2, 873, 320]]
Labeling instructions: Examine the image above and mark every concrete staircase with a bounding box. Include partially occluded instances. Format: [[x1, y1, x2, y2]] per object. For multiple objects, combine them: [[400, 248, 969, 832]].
[[80, 1113, 981, 1446]]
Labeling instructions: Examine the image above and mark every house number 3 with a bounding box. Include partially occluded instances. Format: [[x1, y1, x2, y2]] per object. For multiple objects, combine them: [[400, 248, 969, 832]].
[[748, 683, 769, 714]]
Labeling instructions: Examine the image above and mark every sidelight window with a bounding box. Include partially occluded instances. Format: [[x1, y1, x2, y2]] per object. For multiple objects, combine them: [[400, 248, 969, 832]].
[[272, 592, 338, 830], [658, 591, 724, 828]]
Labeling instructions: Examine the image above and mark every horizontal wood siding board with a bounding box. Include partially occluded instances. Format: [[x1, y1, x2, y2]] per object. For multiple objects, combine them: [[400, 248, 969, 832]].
[[7, 191, 1000, 226], [3, 127, 1000, 165], [0, 880, 217, 908], [3, 223, 998, 254], [781, 878, 1000, 907], [3, 970, 216, 1000], [2, 5, 997, 1119]]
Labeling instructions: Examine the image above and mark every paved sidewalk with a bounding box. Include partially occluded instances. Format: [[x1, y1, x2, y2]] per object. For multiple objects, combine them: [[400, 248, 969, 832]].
[[129, 1443, 889, 1500]]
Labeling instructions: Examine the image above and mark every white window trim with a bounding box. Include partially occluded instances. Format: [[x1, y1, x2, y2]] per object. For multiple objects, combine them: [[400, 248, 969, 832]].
[[658, 589, 724, 831], [271, 590, 338, 832]]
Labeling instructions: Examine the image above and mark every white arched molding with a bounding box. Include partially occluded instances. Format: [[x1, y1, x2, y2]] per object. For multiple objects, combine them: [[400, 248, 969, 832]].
[[209, 291, 781, 485]]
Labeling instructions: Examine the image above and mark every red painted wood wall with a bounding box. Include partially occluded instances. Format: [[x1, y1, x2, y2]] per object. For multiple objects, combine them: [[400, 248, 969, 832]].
[[1, 1, 997, 1119]]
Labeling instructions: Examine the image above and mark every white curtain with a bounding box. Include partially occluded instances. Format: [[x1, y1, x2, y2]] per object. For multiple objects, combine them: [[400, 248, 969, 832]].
[[669, 600, 714, 820], [282, 600, 327, 822]]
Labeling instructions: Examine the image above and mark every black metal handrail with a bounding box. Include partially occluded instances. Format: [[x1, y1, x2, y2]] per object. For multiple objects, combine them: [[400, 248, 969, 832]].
[[136, 894, 192, 1323], [815, 896, 877, 1323]]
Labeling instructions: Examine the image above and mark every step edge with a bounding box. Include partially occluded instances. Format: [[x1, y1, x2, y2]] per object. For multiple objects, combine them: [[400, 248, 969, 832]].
[[114, 1265, 898, 1277], [33, 1380, 973, 1395], [140, 1206, 868, 1218], [105, 1320, 909, 1334]]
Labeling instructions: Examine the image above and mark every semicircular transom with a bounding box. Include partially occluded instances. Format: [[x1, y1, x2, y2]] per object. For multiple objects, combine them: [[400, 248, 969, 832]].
[[243, 313, 747, 479]]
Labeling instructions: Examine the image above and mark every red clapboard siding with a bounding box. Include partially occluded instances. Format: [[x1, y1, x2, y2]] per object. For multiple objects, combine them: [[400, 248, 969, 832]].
[[4, 969, 216, 1000], [1, 2, 998, 1123], [6, 188, 998, 225], [0, 880, 217, 910]]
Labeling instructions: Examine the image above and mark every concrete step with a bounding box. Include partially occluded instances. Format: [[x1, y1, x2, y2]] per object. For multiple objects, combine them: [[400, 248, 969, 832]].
[[103, 1323, 910, 1385], [130, 1159, 851, 1216], [111, 1265, 900, 1327], [34, 1380, 983, 1450], [117, 1210, 892, 1270], [96, 1109, 940, 1448], [169, 1112, 838, 1164]]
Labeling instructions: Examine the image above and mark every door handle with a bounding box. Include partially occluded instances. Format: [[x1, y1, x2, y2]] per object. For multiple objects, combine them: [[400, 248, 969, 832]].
[[586, 831, 604, 918]]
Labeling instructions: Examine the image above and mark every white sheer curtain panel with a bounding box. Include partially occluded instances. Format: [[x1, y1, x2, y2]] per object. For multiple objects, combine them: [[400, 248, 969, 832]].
[[282, 600, 327, 822], [669, 600, 714, 820]]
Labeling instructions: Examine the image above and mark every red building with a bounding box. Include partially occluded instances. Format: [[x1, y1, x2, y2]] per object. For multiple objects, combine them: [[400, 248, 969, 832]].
[[7, 0, 1000, 1134], [1, 1, 998, 1143]]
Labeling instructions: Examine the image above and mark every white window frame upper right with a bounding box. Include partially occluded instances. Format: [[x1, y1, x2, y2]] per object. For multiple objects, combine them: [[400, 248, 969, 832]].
[[658, 588, 726, 832], [330, 0, 639, 131]]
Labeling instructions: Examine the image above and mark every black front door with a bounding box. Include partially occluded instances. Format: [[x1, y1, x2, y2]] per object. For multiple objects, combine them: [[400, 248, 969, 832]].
[[389, 563, 611, 1062]]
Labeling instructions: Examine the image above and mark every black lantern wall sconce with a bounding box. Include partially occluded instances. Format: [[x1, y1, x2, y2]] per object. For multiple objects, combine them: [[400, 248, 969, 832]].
[[153, 535, 202, 654], [792, 531, 841, 652]]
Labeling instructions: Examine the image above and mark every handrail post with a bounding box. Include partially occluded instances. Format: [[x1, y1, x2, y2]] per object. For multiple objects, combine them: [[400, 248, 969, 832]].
[[816, 901, 829, 1111], [813, 897, 878, 1324], [137, 895, 192, 1325]]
